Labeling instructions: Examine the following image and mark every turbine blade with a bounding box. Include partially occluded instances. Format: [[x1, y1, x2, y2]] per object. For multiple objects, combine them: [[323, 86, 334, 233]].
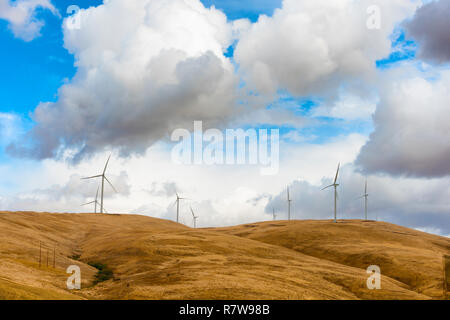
[[81, 201, 95, 206], [81, 174, 102, 180], [190, 207, 195, 218], [334, 162, 340, 184], [365, 180, 367, 194], [103, 154, 111, 175], [104, 176, 117, 193], [321, 184, 334, 190]]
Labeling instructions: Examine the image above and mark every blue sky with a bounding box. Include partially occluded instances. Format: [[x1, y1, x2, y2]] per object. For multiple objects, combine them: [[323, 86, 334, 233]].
[[0, 0, 103, 116], [201, 0, 281, 21]]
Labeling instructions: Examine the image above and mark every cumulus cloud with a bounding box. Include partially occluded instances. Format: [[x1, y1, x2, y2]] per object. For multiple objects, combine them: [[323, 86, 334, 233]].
[[0, 0, 59, 41], [356, 69, 450, 178], [404, 0, 450, 64], [234, 0, 419, 98], [9, 0, 244, 161]]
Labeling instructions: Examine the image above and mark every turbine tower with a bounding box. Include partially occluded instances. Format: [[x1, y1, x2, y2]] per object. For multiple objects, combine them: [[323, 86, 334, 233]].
[[190, 206, 199, 228], [174, 192, 187, 223], [322, 162, 340, 223], [287, 186, 292, 220], [358, 180, 369, 220], [81, 186, 100, 213], [272, 207, 277, 221], [82, 155, 117, 214]]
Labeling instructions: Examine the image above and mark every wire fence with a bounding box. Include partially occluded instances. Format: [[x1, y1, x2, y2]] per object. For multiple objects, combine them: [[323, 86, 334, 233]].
[[38, 241, 58, 269]]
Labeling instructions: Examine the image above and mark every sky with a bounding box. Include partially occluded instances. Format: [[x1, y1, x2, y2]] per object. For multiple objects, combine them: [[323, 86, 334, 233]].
[[0, 0, 449, 237]]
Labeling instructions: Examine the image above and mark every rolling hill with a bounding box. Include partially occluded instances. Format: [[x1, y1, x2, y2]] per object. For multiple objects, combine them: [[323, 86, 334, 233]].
[[0, 211, 448, 300]]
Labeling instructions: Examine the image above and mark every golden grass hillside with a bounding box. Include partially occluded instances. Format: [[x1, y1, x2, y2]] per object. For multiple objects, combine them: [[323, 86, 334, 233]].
[[0, 211, 448, 300], [216, 220, 450, 299]]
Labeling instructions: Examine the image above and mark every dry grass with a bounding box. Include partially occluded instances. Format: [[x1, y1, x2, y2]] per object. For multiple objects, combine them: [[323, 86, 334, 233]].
[[0, 211, 448, 300]]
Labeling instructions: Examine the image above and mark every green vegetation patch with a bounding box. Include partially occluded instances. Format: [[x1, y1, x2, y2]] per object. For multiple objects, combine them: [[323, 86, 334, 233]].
[[69, 254, 81, 260], [88, 262, 114, 285]]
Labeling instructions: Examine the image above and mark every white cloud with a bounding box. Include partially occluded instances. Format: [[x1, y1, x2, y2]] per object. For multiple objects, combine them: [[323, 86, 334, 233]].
[[282, 130, 317, 143], [10, 0, 244, 161], [0, 0, 59, 41], [234, 0, 420, 99], [356, 69, 450, 178], [0, 113, 21, 145], [311, 94, 377, 121]]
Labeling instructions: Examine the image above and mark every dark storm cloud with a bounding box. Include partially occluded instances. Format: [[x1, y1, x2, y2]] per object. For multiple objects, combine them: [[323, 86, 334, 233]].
[[404, 0, 450, 63]]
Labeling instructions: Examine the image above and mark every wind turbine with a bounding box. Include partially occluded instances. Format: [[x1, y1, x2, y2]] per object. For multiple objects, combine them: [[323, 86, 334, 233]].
[[81, 188, 109, 213], [287, 186, 292, 220], [322, 163, 340, 223], [272, 207, 277, 221], [174, 192, 188, 223], [81, 186, 100, 213], [358, 180, 369, 220], [81, 155, 117, 214], [190, 206, 199, 228]]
